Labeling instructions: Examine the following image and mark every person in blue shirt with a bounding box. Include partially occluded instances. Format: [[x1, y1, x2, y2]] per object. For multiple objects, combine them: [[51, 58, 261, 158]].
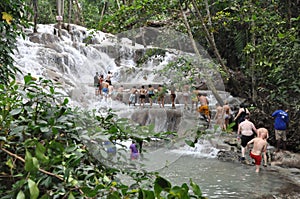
[[272, 108, 289, 152]]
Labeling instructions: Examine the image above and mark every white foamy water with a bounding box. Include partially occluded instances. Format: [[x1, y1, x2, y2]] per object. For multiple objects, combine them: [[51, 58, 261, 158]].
[[170, 139, 219, 158]]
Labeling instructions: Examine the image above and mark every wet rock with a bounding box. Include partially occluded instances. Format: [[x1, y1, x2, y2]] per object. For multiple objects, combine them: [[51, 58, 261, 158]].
[[259, 182, 300, 199], [223, 137, 239, 147], [130, 109, 182, 132], [217, 149, 240, 163], [271, 150, 300, 169]]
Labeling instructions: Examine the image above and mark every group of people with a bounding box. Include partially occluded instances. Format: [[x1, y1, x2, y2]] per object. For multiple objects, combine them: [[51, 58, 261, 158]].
[[128, 84, 176, 109], [94, 71, 114, 101], [234, 104, 289, 172], [93, 74, 290, 169]]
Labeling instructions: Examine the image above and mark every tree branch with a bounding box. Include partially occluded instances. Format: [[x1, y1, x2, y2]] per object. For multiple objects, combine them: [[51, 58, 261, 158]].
[[0, 147, 85, 195]]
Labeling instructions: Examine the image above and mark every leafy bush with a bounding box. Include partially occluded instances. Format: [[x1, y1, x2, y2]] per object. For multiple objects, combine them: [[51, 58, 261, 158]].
[[0, 75, 206, 198]]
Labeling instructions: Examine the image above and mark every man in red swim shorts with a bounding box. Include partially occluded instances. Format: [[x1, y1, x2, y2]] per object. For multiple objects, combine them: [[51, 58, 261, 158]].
[[250, 152, 262, 166], [246, 128, 268, 172]]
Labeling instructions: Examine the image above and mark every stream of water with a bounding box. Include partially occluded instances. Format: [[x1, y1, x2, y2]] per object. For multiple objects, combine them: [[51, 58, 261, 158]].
[[116, 138, 297, 199], [158, 155, 289, 199], [137, 144, 296, 199]]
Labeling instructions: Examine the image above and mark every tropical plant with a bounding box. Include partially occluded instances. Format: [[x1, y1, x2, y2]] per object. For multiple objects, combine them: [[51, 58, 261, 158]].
[[0, 75, 207, 198], [1, 2, 209, 197], [0, 0, 30, 85]]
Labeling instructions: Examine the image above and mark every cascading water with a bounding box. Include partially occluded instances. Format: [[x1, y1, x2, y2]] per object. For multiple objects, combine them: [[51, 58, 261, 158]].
[[12, 24, 299, 198]]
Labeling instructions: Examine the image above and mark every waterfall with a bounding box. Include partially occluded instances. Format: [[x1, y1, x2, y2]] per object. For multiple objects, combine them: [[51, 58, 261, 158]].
[[12, 23, 242, 144]]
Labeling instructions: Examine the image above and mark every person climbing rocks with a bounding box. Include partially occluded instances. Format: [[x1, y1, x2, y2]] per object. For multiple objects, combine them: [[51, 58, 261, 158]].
[[237, 114, 257, 163], [234, 103, 250, 130], [272, 107, 289, 152], [197, 93, 211, 125], [246, 128, 268, 172]]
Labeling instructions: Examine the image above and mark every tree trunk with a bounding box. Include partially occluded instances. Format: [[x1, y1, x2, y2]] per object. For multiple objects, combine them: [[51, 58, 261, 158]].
[[62, 0, 64, 17], [68, 0, 72, 31], [191, 0, 229, 76], [33, 0, 38, 33], [100, 1, 108, 22], [250, 6, 257, 102], [57, 0, 62, 37], [180, 4, 224, 106], [74, 0, 83, 25]]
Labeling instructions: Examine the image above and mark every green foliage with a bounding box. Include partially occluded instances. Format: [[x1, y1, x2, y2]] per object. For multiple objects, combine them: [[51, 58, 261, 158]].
[[0, 0, 30, 85], [136, 48, 167, 67], [1, 1, 207, 194], [33, 0, 57, 24], [0, 75, 206, 198], [98, 0, 180, 33]]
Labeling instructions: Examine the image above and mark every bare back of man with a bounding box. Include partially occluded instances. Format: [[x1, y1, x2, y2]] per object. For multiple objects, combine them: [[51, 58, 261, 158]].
[[250, 137, 267, 155], [247, 128, 268, 172], [198, 95, 208, 106], [102, 81, 110, 100], [197, 94, 210, 124], [223, 102, 232, 127], [214, 103, 224, 129]]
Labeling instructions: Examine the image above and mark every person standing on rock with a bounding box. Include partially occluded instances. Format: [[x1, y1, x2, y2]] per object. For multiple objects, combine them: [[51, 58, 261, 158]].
[[234, 103, 250, 129], [147, 85, 155, 108], [129, 140, 139, 160], [105, 71, 113, 85], [170, 84, 176, 109], [98, 74, 104, 96], [182, 84, 190, 110], [94, 72, 99, 96], [139, 85, 147, 108], [191, 87, 199, 112], [115, 85, 124, 102], [237, 114, 257, 163], [223, 101, 232, 130], [257, 122, 269, 167], [197, 93, 211, 125], [102, 81, 109, 101], [108, 84, 114, 101], [272, 107, 289, 152], [128, 86, 138, 107], [157, 84, 165, 108], [246, 128, 268, 172], [214, 103, 224, 130]]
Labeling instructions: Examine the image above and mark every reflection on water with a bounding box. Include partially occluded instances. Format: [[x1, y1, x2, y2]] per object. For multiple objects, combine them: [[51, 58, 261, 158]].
[[158, 155, 289, 199]]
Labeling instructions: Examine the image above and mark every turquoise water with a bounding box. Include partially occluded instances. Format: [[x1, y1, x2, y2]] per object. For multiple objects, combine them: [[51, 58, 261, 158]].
[[115, 139, 298, 199], [157, 154, 294, 199]]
